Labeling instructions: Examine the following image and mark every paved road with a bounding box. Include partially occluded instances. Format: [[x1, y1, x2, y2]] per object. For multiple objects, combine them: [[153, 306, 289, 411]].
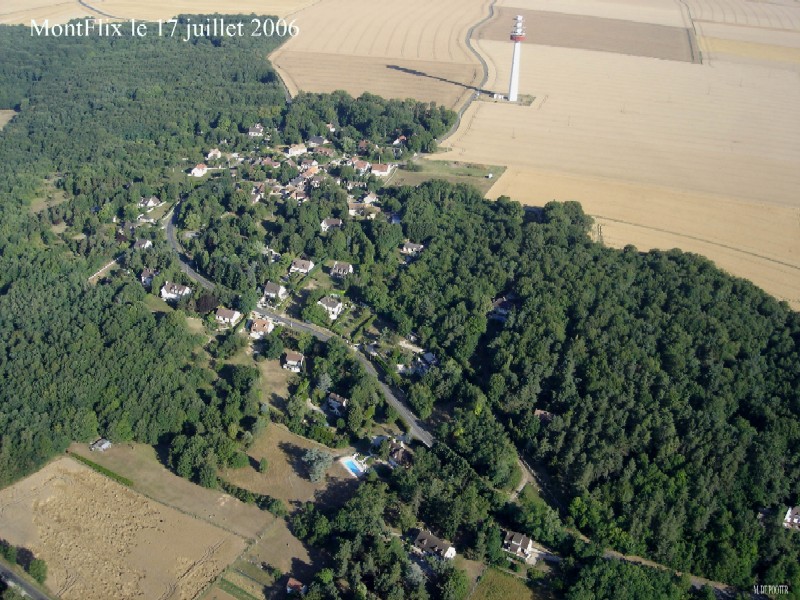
[[0, 561, 52, 600], [164, 207, 215, 291], [165, 203, 433, 446], [252, 307, 434, 447]]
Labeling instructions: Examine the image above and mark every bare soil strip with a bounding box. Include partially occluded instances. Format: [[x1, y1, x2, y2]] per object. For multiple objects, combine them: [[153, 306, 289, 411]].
[[477, 8, 700, 63]]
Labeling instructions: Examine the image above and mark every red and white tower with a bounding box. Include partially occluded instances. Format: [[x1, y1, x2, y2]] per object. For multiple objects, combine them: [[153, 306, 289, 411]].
[[509, 15, 526, 102]]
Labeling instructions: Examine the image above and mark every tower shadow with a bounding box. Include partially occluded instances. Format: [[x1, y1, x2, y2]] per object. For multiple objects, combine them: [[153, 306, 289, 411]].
[[386, 65, 489, 95]]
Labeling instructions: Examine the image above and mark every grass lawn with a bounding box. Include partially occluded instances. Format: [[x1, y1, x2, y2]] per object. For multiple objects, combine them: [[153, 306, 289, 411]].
[[389, 160, 506, 195], [218, 423, 355, 508], [256, 358, 294, 413], [144, 294, 172, 313], [470, 568, 538, 600], [29, 177, 69, 214]]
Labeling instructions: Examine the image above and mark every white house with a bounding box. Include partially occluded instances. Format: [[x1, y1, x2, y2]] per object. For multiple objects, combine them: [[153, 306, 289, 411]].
[[285, 143, 308, 157], [215, 307, 242, 326], [262, 281, 288, 303], [191, 163, 208, 177], [283, 351, 304, 372], [249, 318, 275, 339], [361, 192, 378, 205], [414, 530, 456, 560], [785, 506, 800, 530], [318, 297, 344, 321], [133, 239, 152, 250], [326, 392, 349, 416], [371, 163, 394, 178], [325, 122, 336, 133], [306, 135, 328, 148], [330, 262, 353, 278], [206, 148, 222, 160], [502, 530, 535, 559], [401, 241, 425, 255], [138, 196, 161, 211], [290, 258, 315, 275], [160, 281, 192, 301], [320, 218, 343, 232], [248, 123, 264, 137], [352, 160, 371, 175], [140, 268, 158, 288]]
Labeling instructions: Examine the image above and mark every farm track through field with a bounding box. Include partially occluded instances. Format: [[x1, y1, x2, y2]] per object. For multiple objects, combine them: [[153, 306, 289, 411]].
[[77, 0, 119, 19], [594, 214, 800, 272]]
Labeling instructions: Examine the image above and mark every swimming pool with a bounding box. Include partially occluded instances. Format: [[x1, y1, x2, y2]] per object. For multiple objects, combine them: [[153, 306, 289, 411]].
[[342, 457, 366, 478]]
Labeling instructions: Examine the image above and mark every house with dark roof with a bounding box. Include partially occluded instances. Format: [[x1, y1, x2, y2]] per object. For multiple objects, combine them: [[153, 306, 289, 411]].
[[290, 258, 315, 275], [160, 281, 192, 301], [262, 281, 288, 303], [320, 218, 343, 232], [330, 262, 353, 278], [414, 530, 456, 560], [248, 123, 264, 137], [503, 530, 535, 559], [401, 241, 424, 255], [140, 268, 158, 288], [215, 307, 242, 326], [283, 351, 304, 372], [318, 297, 344, 321], [326, 392, 348, 417]]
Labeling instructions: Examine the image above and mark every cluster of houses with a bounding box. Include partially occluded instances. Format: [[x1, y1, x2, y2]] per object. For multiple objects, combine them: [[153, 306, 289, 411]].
[[411, 527, 547, 565], [190, 124, 401, 216]]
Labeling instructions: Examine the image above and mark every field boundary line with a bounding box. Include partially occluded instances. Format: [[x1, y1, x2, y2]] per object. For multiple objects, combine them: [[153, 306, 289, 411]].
[[593, 214, 800, 272]]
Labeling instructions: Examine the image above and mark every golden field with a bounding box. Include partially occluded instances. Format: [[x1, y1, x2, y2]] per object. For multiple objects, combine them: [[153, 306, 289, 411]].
[[0, 457, 246, 599], [270, 0, 490, 108], [438, 0, 800, 308]]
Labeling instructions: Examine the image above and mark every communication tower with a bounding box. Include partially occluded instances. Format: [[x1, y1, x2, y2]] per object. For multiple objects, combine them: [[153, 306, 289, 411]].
[[509, 15, 526, 102]]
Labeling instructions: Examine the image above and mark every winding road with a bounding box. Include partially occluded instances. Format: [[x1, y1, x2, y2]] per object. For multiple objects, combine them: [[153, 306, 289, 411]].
[[164, 205, 433, 447], [163, 203, 741, 596]]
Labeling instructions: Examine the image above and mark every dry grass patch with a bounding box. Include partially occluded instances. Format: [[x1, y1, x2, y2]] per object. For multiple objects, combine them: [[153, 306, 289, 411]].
[[273, 53, 478, 109], [0, 109, 16, 129], [477, 8, 698, 63], [0, 456, 246, 600], [471, 567, 539, 600], [69, 442, 269, 540], [258, 357, 294, 412], [390, 160, 505, 195], [219, 424, 355, 508]]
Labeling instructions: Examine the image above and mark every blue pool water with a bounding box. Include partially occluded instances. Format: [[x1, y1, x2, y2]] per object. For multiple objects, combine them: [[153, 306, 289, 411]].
[[342, 458, 365, 477]]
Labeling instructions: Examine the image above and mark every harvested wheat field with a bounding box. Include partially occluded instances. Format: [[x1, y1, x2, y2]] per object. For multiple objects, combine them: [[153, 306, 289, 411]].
[[0, 0, 315, 24], [270, 0, 490, 109], [439, 0, 800, 308], [68, 442, 269, 540], [0, 456, 246, 600]]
